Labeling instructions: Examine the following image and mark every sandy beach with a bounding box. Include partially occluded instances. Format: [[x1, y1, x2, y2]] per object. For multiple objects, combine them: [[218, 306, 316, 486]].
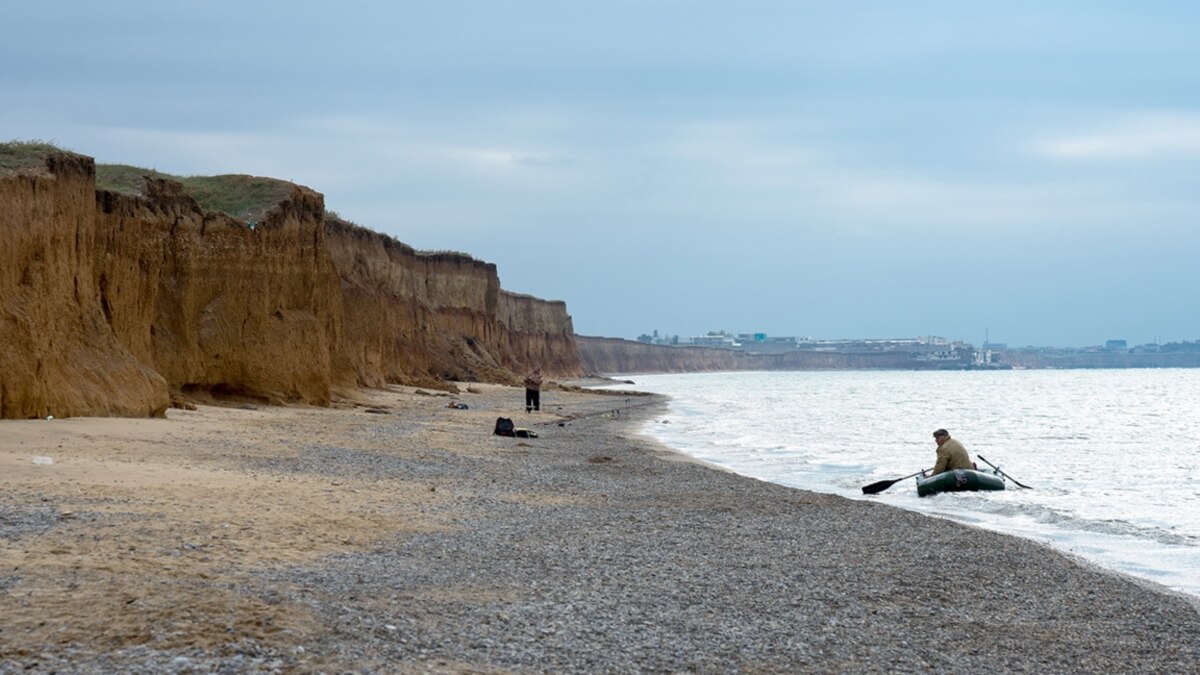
[[2, 384, 1199, 673]]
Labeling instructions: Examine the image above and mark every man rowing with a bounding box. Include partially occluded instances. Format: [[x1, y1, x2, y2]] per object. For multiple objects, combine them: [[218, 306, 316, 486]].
[[928, 428, 974, 476]]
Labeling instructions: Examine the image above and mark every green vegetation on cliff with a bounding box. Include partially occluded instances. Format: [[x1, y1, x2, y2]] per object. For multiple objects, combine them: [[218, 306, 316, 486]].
[[3, 141, 292, 222], [0, 140, 76, 175], [97, 164, 295, 223]]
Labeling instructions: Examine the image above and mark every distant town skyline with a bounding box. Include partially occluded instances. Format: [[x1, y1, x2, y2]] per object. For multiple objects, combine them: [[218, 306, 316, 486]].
[[628, 329, 1190, 351], [3, 2, 1197, 348]]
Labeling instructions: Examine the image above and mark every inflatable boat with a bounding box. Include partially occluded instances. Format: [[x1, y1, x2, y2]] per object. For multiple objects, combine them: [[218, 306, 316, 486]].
[[916, 468, 1005, 497]]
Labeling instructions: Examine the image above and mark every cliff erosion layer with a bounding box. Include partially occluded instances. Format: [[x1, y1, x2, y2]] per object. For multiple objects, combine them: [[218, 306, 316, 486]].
[[94, 177, 340, 406], [1, 151, 579, 418], [324, 219, 578, 389], [0, 153, 169, 418]]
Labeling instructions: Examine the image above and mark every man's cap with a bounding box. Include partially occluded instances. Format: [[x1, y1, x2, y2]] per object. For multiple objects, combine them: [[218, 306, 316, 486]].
[[932, 429, 949, 438]]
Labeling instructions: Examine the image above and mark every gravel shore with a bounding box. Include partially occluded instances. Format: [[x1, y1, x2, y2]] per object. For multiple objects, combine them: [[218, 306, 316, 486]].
[[3, 386, 1199, 673]]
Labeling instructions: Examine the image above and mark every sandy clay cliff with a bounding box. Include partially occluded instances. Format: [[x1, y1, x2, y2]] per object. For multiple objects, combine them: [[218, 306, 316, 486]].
[[1, 149, 580, 419]]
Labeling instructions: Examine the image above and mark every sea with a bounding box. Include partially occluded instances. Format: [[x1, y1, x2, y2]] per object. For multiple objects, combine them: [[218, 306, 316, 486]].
[[597, 369, 1200, 598]]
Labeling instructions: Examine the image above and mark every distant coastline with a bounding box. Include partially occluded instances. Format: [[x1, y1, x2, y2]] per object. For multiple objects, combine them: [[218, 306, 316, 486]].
[[576, 335, 1200, 374]]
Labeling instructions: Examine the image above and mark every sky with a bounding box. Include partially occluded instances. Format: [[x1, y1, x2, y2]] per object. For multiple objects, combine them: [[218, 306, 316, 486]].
[[3, 1, 1198, 347]]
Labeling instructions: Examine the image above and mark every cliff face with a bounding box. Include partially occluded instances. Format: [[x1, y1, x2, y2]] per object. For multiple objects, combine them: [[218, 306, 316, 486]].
[[0, 154, 169, 418], [576, 336, 924, 374], [94, 178, 339, 405], [497, 291, 579, 376], [576, 336, 751, 374], [0, 151, 581, 418], [324, 219, 578, 387]]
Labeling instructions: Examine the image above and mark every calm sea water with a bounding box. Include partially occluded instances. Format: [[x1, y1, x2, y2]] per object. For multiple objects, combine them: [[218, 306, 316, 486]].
[[599, 369, 1200, 597]]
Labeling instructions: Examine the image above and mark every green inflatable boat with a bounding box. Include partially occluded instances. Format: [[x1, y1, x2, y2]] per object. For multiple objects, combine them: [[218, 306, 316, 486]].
[[916, 468, 1006, 497]]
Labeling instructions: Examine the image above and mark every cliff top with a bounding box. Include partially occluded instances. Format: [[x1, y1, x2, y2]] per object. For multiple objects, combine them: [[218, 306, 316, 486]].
[[96, 164, 297, 223], [0, 140, 85, 177], [325, 214, 487, 265]]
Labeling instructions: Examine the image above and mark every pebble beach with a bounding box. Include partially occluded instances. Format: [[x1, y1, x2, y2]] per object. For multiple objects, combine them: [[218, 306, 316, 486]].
[[2, 383, 1199, 673]]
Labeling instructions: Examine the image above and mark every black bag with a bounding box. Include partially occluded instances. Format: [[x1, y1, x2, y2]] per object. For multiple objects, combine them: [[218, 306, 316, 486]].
[[494, 417, 515, 437]]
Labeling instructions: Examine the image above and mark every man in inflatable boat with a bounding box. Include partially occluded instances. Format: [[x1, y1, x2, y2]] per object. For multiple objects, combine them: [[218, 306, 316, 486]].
[[927, 428, 975, 475]]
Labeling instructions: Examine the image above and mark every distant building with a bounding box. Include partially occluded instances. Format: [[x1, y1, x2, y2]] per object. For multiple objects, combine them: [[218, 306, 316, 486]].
[[1105, 339, 1128, 350], [691, 335, 741, 348], [641, 330, 983, 362]]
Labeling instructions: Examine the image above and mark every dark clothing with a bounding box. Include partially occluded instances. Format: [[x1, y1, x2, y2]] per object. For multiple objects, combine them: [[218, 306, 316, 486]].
[[524, 369, 543, 412]]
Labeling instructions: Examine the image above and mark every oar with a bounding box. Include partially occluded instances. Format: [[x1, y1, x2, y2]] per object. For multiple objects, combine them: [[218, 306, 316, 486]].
[[861, 470, 927, 495], [977, 455, 1033, 489]]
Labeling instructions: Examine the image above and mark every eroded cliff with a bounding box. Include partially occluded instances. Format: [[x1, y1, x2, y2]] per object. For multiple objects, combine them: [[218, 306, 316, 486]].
[[1, 149, 580, 418], [94, 177, 339, 405], [1, 153, 169, 418], [324, 218, 578, 389]]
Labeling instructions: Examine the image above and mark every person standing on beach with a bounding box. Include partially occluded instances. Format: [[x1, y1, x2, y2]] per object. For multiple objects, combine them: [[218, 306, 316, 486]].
[[524, 366, 543, 413], [928, 429, 974, 475]]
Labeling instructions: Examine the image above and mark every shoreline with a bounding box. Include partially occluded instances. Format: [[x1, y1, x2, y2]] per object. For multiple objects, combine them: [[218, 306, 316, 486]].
[[603, 370, 1200, 604], [3, 385, 1199, 671], [627, 390, 1200, 616]]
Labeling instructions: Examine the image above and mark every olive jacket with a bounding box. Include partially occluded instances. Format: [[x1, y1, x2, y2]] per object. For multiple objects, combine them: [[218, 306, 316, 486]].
[[930, 438, 973, 475]]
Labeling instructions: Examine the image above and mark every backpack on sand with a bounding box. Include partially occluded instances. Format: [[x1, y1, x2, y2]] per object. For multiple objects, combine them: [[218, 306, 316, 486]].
[[493, 417, 516, 437]]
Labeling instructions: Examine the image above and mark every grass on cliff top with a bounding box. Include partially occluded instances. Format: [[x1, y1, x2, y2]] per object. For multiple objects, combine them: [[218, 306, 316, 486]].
[[97, 164, 295, 222], [0, 140, 73, 175], [93, 164, 175, 193]]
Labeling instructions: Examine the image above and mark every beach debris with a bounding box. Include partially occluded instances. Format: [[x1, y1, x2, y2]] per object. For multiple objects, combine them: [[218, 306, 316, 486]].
[[31, 456, 54, 465], [466, 386, 482, 394], [364, 407, 391, 414], [588, 455, 615, 464], [170, 397, 197, 410]]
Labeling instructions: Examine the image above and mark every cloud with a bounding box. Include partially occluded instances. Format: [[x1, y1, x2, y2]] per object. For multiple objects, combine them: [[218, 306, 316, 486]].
[[1036, 112, 1200, 160], [649, 120, 1144, 235]]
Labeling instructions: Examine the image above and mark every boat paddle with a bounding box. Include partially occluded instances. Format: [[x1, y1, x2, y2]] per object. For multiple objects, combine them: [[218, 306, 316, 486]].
[[977, 455, 1033, 489], [861, 470, 927, 495]]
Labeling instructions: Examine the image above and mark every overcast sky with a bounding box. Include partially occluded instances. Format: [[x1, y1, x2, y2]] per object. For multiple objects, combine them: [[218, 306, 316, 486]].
[[4, 1, 1198, 347]]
